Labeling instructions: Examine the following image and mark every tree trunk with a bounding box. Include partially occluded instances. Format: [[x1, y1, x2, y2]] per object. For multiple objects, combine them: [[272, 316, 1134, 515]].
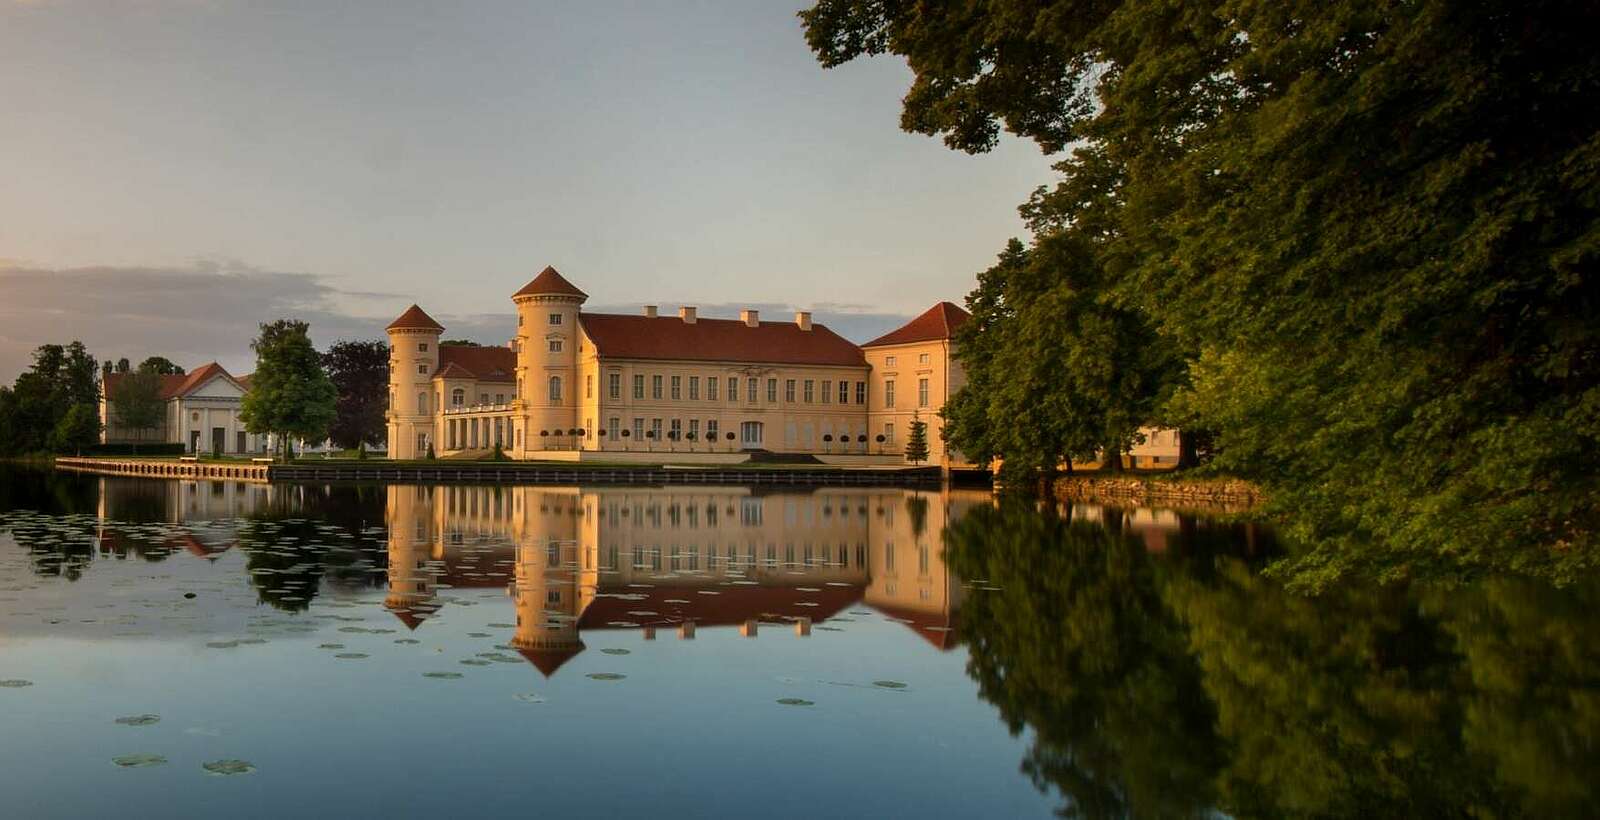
[[1102, 442, 1124, 473]]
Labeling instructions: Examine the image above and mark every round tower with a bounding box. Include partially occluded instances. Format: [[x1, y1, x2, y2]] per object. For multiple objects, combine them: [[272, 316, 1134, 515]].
[[385, 304, 444, 460], [508, 488, 584, 676], [512, 266, 586, 457], [384, 484, 440, 629]]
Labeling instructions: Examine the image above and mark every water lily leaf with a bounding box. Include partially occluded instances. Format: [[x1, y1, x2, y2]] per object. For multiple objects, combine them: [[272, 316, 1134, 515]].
[[873, 680, 908, 689], [334, 653, 369, 659], [112, 753, 167, 768], [422, 671, 463, 679], [776, 698, 814, 706], [585, 672, 626, 681], [202, 759, 256, 776], [114, 714, 161, 726], [512, 693, 547, 704], [0, 679, 33, 688], [599, 648, 631, 656]]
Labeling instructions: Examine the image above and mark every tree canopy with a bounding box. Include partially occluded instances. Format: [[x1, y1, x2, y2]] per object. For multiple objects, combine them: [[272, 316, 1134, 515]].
[[111, 369, 165, 448], [803, 0, 1600, 585], [322, 339, 389, 451], [136, 356, 184, 375], [0, 341, 100, 455], [239, 320, 336, 460]]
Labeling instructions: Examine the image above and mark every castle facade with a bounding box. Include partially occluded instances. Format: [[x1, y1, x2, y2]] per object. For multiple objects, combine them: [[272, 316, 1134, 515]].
[[385, 266, 971, 467]]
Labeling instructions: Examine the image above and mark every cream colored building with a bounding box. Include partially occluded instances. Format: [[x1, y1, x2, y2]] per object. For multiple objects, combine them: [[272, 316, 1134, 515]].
[[100, 362, 270, 454], [384, 266, 972, 468]]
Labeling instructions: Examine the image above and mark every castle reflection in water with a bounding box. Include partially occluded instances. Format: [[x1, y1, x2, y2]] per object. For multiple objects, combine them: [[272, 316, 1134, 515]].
[[85, 477, 1205, 677]]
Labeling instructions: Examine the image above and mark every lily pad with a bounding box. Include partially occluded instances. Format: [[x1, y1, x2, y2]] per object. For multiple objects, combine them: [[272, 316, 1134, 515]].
[[776, 698, 814, 706], [585, 672, 626, 681], [393, 638, 420, 645], [114, 714, 161, 726], [112, 753, 167, 768], [512, 693, 547, 704], [466, 632, 492, 638], [202, 759, 256, 776], [459, 659, 491, 666], [334, 652, 369, 659], [873, 680, 908, 689], [317, 643, 345, 650], [599, 648, 631, 656], [0, 679, 33, 688], [205, 640, 239, 649], [422, 671, 463, 680]]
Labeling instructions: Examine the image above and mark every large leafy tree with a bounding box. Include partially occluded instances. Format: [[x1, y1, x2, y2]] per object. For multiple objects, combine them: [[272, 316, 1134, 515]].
[[0, 341, 99, 455], [112, 369, 166, 448], [803, 0, 1600, 584], [322, 339, 389, 452], [240, 320, 336, 460], [49, 403, 101, 454]]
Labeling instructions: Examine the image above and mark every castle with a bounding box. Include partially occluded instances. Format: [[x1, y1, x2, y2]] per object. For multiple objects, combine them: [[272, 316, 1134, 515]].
[[385, 266, 972, 467]]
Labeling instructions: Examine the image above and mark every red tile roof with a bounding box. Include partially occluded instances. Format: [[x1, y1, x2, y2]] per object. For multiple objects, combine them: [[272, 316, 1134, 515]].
[[514, 266, 587, 299], [102, 362, 242, 400], [438, 345, 517, 382], [861, 301, 970, 347], [517, 645, 585, 677], [871, 602, 959, 651], [579, 314, 867, 367], [387, 304, 445, 331]]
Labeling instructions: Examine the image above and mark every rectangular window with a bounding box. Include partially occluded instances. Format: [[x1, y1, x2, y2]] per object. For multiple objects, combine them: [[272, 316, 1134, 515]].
[[652, 375, 663, 400], [586, 375, 594, 399], [821, 380, 832, 404], [548, 339, 563, 353], [706, 419, 718, 442], [727, 377, 738, 402], [608, 417, 620, 440], [803, 380, 814, 403], [766, 378, 777, 403], [496, 393, 505, 405], [632, 417, 645, 441], [884, 423, 894, 443], [688, 376, 699, 400], [707, 376, 719, 401], [839, 381, 849, 405], [919, 352, 930, 364], [885, 380, 896, 407], [918, 377, 929, 407], [885, 355, 897, 367], [688, 418, 699, 440], [671, 376, 681, 400], [417, 364, 428, 375], [670, 418, 681, 440], [479, 393, 489, 405], [651, 418, 663, 441], [418, 342, 428, 352], [785, 379, 796, 402], [856, 381, 866, 404], [746, 377, 758, 403], [633, 374, 645, 399], [549, 313, 562, 325], [608, 373, 621, 399]]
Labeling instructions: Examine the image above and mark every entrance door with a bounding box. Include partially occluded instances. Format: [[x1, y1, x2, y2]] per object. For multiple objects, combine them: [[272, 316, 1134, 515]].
[[236, 431, 247, 453], [740, 421, 763, 450], [212, 427, 226, 455]]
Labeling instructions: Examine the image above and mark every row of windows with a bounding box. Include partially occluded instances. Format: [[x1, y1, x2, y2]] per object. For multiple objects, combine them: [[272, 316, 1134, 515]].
[[882, 353, 931, 367], [605, 373, 870, 406]]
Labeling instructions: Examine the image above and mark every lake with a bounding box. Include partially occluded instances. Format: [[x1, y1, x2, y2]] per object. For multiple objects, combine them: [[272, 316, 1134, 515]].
[[0, 465, 1594, 818]]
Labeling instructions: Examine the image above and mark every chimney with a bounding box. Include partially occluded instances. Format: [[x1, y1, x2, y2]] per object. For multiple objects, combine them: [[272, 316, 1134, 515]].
[[679, 306, 697, 324], [741, 309, 759, 328], [643, 305, 658, 318], [795, 311, 813, 331]]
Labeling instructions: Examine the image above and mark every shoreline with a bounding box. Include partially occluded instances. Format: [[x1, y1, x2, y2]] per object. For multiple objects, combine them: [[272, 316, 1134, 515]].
[[1052, 473, 1265, 511]]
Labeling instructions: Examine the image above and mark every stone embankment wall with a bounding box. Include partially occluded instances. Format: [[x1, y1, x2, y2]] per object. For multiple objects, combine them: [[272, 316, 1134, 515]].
[[1053, 474, 1265, 509]]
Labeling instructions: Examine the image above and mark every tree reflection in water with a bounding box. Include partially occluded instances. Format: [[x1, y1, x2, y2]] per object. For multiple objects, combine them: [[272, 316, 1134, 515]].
[[945, 498, 1599, 819]]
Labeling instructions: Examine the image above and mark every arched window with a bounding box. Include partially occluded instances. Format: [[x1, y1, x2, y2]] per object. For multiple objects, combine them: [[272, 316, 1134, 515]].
[[549, 376, 562, 403], [451, 388, 464, 407]]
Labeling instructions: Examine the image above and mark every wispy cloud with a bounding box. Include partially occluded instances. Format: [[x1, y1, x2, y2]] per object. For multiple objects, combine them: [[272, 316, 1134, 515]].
[[0, 262, 915, 384]]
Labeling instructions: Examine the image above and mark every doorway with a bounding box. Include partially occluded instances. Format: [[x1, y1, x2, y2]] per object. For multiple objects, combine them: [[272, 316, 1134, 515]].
[[740, 421, 763, 450], [212, 427, 226, 455]]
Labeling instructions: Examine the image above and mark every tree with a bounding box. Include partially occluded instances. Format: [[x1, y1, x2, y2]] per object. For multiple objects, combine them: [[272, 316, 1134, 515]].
[[904, 412, 929, 464], [115, 358, 131, 374], [321, 340, 389, 453], [112, 370, 165, 450], [439, 339, 480, 347], [49, 403, 100, 454], [802, 0, 1600, 584], [136, 356, 184, 375], [240, 320, 337, 462]]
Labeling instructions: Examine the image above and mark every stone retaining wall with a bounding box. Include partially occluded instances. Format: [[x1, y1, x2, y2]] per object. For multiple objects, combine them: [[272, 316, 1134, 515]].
[[1053, 474, 1265, 509]]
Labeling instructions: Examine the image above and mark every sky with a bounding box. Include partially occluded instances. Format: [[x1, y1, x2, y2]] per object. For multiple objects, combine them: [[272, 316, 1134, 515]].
[[0, 0, 1055, 381]]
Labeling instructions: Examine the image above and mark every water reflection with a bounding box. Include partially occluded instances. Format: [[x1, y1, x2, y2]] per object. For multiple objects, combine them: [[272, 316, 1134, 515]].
[[947, 498, 1599, 818], [381, 485, 993, 673]]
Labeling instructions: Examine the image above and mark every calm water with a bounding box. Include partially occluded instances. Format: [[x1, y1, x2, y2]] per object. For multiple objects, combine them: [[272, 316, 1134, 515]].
[[0, 466, 1594, 818]]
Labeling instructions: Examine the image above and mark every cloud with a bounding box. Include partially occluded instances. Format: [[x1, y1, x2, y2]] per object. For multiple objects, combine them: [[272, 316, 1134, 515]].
[[0, 262, 917, 385]]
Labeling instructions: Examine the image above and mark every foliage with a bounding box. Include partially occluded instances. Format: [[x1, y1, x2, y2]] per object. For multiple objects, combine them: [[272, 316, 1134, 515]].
[[904, 412, 929, 464], [0, 341, 100, 455], [944, 498, 1599, 818], [136, 356, 184, 375], [111, 369, 166, 446], [321, 339, 389, 451], [439, 339, 480, 347], [802, 0, 1600, 584], [239, 320, 337, 461], [425, 442, 436, 460], [49, 403, 101, 454]]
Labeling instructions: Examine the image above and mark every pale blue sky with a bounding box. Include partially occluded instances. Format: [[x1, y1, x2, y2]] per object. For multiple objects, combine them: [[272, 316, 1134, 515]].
[[0, 0, 1053, 379]]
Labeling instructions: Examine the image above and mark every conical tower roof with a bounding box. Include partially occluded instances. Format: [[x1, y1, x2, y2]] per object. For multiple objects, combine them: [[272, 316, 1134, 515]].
[[513, 266, 587, 299], [387, 304, 445, 332]]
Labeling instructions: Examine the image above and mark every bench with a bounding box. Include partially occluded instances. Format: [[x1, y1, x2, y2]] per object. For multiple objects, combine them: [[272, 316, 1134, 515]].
[[179, 456, 199, 463]]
